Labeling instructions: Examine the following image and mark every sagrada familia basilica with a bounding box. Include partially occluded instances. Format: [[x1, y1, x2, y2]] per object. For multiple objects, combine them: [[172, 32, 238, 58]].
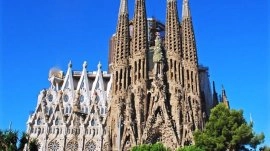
[[26, 0, 230, 150]]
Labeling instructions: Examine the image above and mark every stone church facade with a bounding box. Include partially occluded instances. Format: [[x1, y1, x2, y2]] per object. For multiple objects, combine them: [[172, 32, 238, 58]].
[[26, 0, 222, 150], [26, 62, 112, 151]]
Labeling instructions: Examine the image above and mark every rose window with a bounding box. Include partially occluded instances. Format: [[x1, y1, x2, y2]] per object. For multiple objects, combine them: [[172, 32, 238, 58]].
[[48, 140, 59, 151], [85, 141, 96, 151]]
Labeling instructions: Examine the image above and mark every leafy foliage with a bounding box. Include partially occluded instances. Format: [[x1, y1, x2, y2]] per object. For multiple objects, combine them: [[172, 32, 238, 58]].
[[259, 145, 270, 151], [0, 129, 18, 151], [194, 104, 264, 151], [250, 132, 265, 149], [131, 142, 171, 151], [0, 129, 38, 151], [29, 138, 39, 151], [177, 145, 204, 151]]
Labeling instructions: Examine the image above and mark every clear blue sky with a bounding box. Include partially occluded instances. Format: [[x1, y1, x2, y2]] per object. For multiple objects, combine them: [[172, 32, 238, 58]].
[[1, 0, 269, 146]]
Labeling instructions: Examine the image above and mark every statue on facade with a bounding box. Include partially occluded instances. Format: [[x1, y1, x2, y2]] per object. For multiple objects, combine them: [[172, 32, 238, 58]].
[[153, 32, 164, 77], [153, 32, 163, 63]]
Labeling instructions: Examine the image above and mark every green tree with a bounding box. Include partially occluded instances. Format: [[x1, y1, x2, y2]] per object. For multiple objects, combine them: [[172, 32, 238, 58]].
[[0, 129, 38, 151], [250, 132, 265, 150], [194, 104, 264, 151], [0, 129, 18, 151], [29, 138, 39, 151], [177, 145, 204, 151], [131, 142, 171, 151]]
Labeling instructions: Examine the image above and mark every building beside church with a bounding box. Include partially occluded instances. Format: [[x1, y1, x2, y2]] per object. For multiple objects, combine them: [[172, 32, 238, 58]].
[[26, 0, 229, 150], [26, 62, 112, 151]]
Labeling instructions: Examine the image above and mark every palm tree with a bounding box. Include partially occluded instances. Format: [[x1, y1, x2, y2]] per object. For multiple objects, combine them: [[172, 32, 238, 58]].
[[0, 130, 7, 150], [0, 129, 39, 151], [0, 129, 18, 151], [29, 138, 39, 151]]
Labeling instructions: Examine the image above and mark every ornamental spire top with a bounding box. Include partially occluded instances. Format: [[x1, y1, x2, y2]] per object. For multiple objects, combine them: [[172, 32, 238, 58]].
[[182, 0, 191, 19], [119, 0, 128, 15]]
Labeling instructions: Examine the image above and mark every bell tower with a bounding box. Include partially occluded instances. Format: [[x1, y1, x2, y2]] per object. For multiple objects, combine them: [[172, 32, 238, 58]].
[[181, 0, 203, 145], [103, 0, 132, 150], [165, 0, 185, 143], [130, 0, 149, 143]]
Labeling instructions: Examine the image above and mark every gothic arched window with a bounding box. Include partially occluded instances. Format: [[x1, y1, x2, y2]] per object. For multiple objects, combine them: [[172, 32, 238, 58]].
[[101, 107, 104, 114], [91, 119, 95, 126], [49, 107, 53, 115], [37, 118, 42, 125], [65, 107, 69, 114], [55, 118, 59, 125], [80, 80, 84, 89]]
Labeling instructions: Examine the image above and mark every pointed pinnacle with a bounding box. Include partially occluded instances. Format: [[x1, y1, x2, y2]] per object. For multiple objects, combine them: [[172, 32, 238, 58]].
[[68, 60, 72, 68], [97, 61, 102, 70], [83, 61, 87, 68], [182, 0, 191, 19], [119, 0, 128, 15]]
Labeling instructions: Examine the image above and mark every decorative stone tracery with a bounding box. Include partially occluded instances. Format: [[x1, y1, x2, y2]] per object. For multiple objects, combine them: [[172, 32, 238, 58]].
[[66, 140, 78, 151], [85, 141, 96, 151], [48, 140, 60, 151]]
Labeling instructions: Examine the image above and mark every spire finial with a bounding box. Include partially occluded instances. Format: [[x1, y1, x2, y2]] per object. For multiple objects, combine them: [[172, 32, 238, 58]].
[[68, 60, 72, 68], [182, 0, 191, 19], [119, 0, 128, 15], [97, 62, 102, 70], [83, 61, 87, 68]]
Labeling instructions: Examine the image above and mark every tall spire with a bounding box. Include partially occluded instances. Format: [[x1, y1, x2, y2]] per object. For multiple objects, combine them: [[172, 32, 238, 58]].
[[182, 0, 191, 19], [130, 0, 148, 144], [104, 1, 131, 149]]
